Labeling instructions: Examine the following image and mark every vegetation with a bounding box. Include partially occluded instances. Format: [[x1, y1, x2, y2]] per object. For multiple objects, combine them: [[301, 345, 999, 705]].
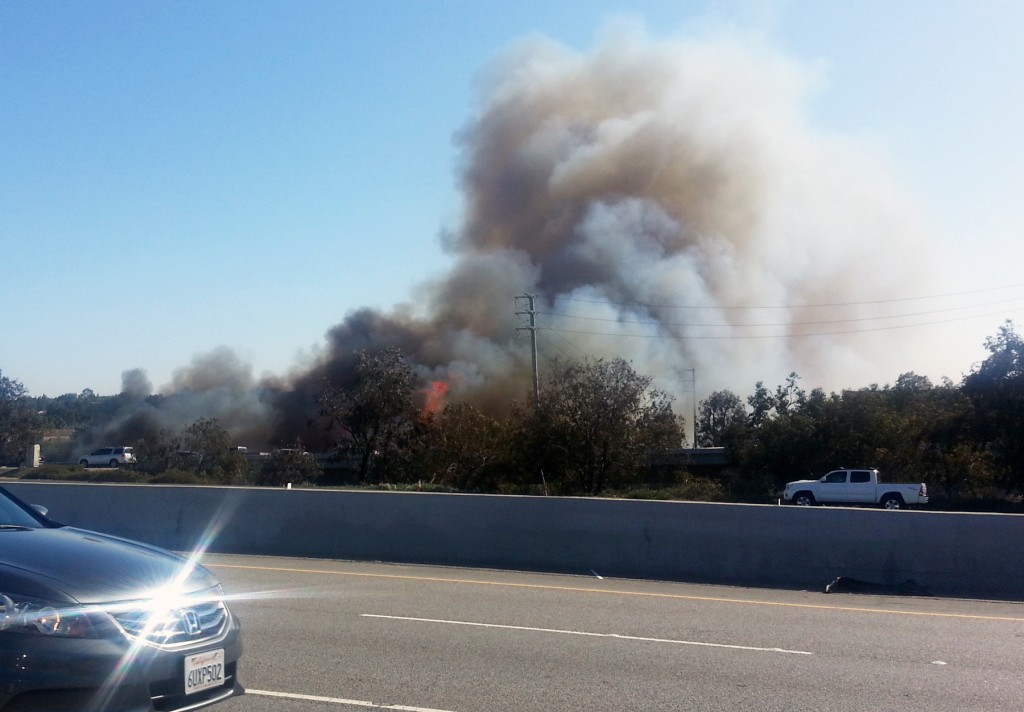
[[513, 357, 684, 495], [689, 324, 1024, 508], [402, 402, 511, 491], [318, 347, 416, 482], [6, 321, 1024, 510], [0, 371, 40, 466]]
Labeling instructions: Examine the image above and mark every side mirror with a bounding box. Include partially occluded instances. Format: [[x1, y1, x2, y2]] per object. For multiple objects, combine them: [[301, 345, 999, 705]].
[[31, 504, 48, 517]]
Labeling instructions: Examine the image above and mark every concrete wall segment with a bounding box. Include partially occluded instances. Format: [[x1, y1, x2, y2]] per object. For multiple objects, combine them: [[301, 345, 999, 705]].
[[2, 482, 1022, 600]]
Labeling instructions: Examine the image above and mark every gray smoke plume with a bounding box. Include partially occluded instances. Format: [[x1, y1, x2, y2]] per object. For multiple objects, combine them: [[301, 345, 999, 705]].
[[84, 351, 277, 451], [96, 26, 946, 448], [121, 369, 152, 400], [294, 28, 939, 412]]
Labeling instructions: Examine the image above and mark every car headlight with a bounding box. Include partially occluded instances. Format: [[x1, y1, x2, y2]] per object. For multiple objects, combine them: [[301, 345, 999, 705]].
[[0, 593, 117, 639]]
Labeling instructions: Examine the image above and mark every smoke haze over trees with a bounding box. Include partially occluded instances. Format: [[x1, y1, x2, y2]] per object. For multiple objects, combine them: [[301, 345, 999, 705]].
[[13, 28, 992, 455], [13, 321, 1024, 507]]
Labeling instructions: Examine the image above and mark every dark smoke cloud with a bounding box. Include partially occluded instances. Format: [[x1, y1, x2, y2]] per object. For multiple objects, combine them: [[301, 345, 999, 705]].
[[94, 26, 943, 449]]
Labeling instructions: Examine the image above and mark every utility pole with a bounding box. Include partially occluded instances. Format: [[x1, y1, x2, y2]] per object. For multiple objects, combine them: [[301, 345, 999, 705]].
[[516, 294, 546, 495], [515, 294, 541, 406], [687, 368, 697, 447]]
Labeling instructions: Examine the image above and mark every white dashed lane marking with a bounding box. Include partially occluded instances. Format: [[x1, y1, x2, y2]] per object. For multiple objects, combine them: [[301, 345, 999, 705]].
[[361, 613, 814, 655], [248, 688, 460, 711]]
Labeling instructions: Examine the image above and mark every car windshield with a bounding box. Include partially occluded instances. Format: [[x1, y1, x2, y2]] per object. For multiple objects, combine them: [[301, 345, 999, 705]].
[[0, 488, 49, 528]]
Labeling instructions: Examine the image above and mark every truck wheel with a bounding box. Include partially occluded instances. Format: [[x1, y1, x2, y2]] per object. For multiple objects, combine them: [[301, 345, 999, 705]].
[[880, 494, 904, 510], [793, 492, 816, 506]]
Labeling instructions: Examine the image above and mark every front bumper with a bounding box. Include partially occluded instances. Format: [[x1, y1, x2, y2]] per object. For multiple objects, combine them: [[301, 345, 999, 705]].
[[0, 612, 243, 712]]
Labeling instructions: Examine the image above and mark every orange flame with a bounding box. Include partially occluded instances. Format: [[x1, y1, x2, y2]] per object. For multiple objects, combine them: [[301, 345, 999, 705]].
[[421, 380, 449, 417]]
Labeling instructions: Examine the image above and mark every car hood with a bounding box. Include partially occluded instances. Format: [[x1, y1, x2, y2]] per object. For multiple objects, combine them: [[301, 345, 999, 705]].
[[0, 526, 217, 604], [784, 479, 816, 488]]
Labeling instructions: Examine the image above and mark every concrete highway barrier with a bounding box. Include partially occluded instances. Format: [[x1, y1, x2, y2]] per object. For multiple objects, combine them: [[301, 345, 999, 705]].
[[4, 481, 1022, 600]]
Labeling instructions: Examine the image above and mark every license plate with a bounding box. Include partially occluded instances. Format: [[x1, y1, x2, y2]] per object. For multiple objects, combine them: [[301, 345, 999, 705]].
[[184, 649, 225, 695]]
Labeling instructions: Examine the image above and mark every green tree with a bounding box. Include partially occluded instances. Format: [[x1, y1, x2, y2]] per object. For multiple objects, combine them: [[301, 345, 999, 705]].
[[963, 321, 1024, 492], [747, 381, 773, 427], [517, 357, 684, 495], [696, 390, 746, 447], [726, 369, 1003, 503], [916, 392, 992, 499], [0, 371, 40, 466], [318, 347, 416, 482], [31, 389, 101, 430]]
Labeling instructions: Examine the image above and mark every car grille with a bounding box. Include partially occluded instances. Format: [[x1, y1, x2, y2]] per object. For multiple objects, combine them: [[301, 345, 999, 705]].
[[111, 594, 228, 648]]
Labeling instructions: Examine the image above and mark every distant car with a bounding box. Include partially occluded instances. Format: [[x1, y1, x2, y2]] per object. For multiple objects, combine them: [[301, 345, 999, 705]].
[[0, 485, 244, 710], [270, 449, 312, 458], [77, 447, 136, 468], [171, 451, 204, 464]]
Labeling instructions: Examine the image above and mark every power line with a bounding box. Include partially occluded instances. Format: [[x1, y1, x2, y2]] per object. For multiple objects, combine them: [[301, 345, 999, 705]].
[[554, 282, 1024, 311], [542, 327, 592, 359], [540, 296, 1024, 329], [540, 306, 1024, 340]]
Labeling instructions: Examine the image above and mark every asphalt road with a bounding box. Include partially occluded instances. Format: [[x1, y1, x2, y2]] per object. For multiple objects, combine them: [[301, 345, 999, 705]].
[[206, 554, 1022, 712]]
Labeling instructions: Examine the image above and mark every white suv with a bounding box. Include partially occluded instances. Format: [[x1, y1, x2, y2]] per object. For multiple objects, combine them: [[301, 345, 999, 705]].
[[78, 446, 136, 467]]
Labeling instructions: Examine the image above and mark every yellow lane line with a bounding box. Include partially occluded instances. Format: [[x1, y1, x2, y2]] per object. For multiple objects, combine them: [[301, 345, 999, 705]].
[[209, 562, 1024, 623]]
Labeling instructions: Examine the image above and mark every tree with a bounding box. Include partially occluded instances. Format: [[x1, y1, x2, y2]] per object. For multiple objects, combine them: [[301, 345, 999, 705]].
[[318, 347, 416, 482], [177, 417, 252, 481], [405, 402, 512, 490], [696, 390, 746, 447], [915, 392, 991, 499], [963, 321, 1024, 491], [131, 427, 181, 476], [747, 381, 773, 427], [181, 417, 231, 472], [517, 357, 684, 495], [894, 371, 932, 393], [772, 372, 806, 417], [30, 389, 100, 430], [746, 373, 805, 424], [0, 371, 39, 466]]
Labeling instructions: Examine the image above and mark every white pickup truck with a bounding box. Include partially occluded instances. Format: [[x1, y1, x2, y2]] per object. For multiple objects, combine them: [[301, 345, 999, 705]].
[[782, 468, 928, 509]]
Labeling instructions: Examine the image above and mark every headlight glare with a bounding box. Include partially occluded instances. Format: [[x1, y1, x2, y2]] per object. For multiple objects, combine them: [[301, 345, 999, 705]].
[[0, 593, 115, 639]]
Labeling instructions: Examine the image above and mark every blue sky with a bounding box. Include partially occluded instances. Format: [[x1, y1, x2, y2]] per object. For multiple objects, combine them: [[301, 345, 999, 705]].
[[3, 1, 1023, 398]]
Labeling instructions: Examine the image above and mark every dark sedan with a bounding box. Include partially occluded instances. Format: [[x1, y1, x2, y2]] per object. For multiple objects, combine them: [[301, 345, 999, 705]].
[[0, 486, 243, 711]]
